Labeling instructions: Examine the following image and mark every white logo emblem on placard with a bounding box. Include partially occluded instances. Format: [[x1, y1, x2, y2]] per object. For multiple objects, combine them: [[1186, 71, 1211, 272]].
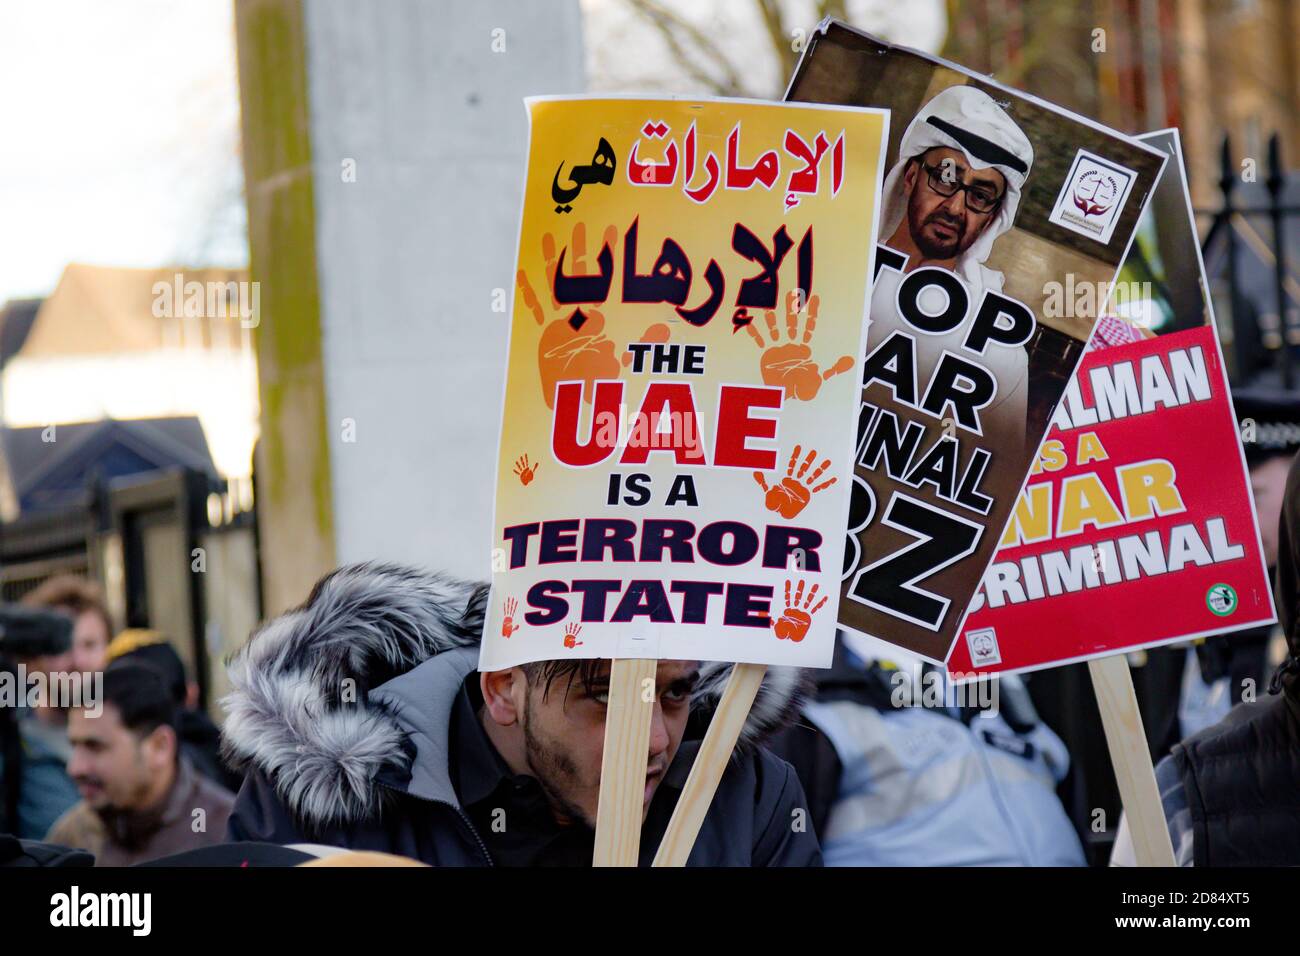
[[1048, 148, 1137, 245], [965, 627, 1001, 667]]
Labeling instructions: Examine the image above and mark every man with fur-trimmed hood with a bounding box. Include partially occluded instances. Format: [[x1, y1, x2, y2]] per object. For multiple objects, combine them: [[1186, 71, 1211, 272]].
[[220, 564, 820, 866]]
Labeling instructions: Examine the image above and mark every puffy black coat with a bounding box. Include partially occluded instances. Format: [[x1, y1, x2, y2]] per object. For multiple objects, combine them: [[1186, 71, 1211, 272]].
[[1161, 451, 1300, 865]]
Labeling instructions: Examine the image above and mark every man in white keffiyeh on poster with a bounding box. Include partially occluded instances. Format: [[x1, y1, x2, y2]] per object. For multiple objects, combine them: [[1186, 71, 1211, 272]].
[[868, 84, 1036, 466]]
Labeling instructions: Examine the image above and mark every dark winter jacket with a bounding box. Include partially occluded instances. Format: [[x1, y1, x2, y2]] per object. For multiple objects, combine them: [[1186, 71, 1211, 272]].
[[1158, 451, 1300, 865], [220, 564, 821, 866]]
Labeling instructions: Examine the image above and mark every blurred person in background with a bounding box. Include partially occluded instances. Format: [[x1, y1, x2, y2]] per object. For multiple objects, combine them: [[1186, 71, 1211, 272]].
[[1134, 391, 1298, 763], [768, 631, 1085, 866], [23, 575, 114, 675], [106, 629, 241, 791], [1113, 445, 1300, 866], [45, 663, 234, 865], [2, 576, 117, 837], [1152, 447, 1300, 865], [0, 605, 81, 838]]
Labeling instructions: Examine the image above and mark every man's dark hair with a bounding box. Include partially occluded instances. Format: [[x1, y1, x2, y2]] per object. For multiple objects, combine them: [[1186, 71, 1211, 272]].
[[100, 663, 176, 739], [113, 640, 187, 705], [521, 659, 609, 703]]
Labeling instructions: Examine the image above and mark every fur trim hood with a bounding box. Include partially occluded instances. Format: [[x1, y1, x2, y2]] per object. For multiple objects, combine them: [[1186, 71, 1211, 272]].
[[221, 563, 808, 827]]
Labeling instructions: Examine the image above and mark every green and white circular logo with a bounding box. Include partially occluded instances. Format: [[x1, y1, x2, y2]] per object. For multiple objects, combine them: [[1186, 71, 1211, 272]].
[[1206, 583, 1238, 617]]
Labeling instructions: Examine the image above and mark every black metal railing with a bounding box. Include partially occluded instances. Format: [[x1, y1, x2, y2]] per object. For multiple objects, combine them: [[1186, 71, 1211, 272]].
[[1199, 133, 1299, 389]]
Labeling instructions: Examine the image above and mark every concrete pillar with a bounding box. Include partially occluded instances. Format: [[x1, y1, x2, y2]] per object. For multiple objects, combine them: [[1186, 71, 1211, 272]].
[[235, 0, 585, 612]]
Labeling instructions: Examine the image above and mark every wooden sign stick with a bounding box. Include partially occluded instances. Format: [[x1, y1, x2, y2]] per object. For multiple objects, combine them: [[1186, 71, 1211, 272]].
[[652, 662, 767, 867], [1087, 653, 1176, 867], [592, 657, 658, 866]]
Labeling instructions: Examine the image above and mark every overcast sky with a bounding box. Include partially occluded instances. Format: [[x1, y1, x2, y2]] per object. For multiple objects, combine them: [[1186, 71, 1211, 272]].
[[0, 1, 244, 304]]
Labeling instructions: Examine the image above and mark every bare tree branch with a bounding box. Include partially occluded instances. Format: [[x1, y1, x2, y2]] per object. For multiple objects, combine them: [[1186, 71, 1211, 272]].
[[754, 0, 795, 82], [624, 0, 749, 95]]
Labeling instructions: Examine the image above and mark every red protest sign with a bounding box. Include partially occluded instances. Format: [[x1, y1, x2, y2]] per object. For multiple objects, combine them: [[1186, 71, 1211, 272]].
[[948, 322, 1275, 676]]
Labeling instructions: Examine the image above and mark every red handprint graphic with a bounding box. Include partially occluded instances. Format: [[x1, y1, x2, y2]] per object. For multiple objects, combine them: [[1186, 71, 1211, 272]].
[[513, 454, 539, 486], [517, 222, 670, 409], [771, 579, 828, 643], [753, 444, 836, 519], [563, 622, 584, 648], [501, 598, 521, 638], [744, 291, 854, 402]]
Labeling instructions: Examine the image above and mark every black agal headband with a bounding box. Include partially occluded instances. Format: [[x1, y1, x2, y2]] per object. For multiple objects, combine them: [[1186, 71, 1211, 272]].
[[925, 115, 1029, 176]]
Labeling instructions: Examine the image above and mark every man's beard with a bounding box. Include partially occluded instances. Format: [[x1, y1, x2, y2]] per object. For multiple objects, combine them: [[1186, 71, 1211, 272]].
[[96, 798, 166, 850], [911, 209, 967, 260], [522, 693, 595, 828]]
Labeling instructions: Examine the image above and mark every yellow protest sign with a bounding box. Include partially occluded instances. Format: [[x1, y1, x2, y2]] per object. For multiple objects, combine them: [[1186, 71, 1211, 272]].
[[484, 95, 887, 671]]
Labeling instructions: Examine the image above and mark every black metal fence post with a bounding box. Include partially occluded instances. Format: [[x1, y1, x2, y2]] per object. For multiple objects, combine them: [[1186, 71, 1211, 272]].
[[1267, 134, 1294, 389], [1218, 137, 1247, 381], [1201, 132, 1298, 388]]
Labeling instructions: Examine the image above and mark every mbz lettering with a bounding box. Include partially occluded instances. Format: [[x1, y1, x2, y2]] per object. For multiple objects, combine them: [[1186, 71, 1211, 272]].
[[848, 493, 981, 630]]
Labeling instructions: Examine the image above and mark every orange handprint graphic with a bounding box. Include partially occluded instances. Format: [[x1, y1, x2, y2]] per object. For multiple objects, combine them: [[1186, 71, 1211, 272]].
[[753, 444, 837, 519], [502, 598, 521, 638], [621, 322, 671, 368], [771, 579, 828, 643], [517, 222, 670, 408], [513, 454, 539, 486], [745, 291, 854, 402], [563, 622, 584, 648]]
